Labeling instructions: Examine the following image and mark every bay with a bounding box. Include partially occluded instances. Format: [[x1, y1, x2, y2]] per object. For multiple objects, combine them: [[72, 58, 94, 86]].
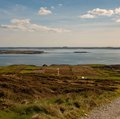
[[0, 48, 120, 66]]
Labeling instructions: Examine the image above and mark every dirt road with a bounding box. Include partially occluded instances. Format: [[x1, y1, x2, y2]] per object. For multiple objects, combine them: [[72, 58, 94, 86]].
[[82, 97, 120, 119]]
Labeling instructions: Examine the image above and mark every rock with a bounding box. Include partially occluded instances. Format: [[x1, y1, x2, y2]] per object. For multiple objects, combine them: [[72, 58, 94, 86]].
[[32, 114, 40, 119], [84, 113, 88, 116], [21, 99, 29, 105], [42, 64, 48, 67], [81, 76, 85, 79]]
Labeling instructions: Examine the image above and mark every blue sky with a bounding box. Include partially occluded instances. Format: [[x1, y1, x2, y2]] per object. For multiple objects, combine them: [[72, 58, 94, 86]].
[[0, 0, 120, 47]]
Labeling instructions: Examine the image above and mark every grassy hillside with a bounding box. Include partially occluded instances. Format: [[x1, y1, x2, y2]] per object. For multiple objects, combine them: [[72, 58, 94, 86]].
[[0, 64, 120, 119]]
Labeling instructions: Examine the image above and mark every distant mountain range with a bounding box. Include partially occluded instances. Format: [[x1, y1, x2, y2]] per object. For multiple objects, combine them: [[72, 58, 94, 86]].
[[0, 47, 120, 49]]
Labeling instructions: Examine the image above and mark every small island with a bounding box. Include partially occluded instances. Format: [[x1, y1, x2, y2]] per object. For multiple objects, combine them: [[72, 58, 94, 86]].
[[74, 51, 89, 53], [0, 50, 45, 54]]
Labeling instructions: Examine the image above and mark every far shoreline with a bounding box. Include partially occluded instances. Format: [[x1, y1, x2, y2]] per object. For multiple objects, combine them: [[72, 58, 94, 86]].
[[0, 50, 45, 54], [0, 47, 120, 49], [0, 64, 120, 67]]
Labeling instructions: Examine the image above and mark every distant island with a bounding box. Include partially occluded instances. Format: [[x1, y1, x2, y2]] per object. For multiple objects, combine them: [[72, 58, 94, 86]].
[[0, 47, 120, 50], [74, 51, 89, 53], [0, 50, 45, 54]]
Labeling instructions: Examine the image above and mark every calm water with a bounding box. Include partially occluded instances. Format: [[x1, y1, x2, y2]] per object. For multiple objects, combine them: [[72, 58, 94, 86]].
[[0, 48, 120, 66]]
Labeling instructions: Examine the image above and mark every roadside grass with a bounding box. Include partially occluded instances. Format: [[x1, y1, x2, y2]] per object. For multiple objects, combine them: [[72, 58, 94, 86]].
[[0, 90, 119, 119], [0, 110, 31, 119]]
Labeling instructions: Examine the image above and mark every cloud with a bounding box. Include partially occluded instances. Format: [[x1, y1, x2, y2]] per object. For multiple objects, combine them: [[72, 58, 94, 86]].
[[0, 19, 70, 33], [11, 19, 30, 25], [38, 7, 52, 15], [114, 8, 120, 15], [88, 8, 114, 16], [51, 6, 55, 9], [80, 8, 115, 19], [58, 4, 63, 7], [116, 19, 120, 23], [80, 14, 96, 19]]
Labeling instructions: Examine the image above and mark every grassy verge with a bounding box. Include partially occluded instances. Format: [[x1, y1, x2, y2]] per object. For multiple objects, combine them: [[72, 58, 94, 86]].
[[0, 64, 120, 119]]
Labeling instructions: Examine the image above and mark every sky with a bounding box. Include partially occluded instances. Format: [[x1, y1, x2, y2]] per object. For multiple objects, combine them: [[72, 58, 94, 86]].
[[0, 0, 120, 47]]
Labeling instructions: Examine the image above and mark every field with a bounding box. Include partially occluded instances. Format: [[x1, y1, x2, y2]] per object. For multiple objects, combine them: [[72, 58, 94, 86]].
[[0, 64, 120, 119]]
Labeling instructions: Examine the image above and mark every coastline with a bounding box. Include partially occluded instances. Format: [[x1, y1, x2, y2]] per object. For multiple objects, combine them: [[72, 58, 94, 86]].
[[0, 47, 120, 49], [0, 50, 45, 54]]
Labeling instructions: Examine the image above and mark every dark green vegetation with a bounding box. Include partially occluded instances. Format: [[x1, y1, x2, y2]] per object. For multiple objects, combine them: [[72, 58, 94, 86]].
[[0, 64, 120, 119], [0, 50, 44, 54]]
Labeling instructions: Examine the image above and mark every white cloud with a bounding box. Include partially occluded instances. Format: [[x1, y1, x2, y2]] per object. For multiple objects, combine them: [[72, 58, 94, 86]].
[[114, 8, 120, 15], [0, 19, 70, 33], [80, 14, 96, 19], [51, 6, 55, 9], [116, 19, 120, 23], [88, 8, 114, 16], [11, 19, 30, 25], [80, 8, 116, 19], [58, 4, 63, 7], [38, 7, 52, 15]]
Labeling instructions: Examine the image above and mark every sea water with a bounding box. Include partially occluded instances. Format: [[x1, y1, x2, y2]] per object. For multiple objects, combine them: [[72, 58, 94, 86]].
[[0, 48, 120, 66]]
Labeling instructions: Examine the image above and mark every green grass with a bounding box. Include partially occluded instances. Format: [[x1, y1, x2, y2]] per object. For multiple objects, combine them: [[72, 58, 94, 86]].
[[1, 91, 119, 119], [0, 64, 120, 119], [0, 110, 31, 119]]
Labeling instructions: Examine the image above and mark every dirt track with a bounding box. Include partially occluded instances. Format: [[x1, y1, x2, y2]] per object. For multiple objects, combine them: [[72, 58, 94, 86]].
[[82, 97, 120, 119]]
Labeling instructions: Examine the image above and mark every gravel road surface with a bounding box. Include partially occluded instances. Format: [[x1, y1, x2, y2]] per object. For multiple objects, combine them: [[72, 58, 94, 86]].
[[82, 97, 120, 119]]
